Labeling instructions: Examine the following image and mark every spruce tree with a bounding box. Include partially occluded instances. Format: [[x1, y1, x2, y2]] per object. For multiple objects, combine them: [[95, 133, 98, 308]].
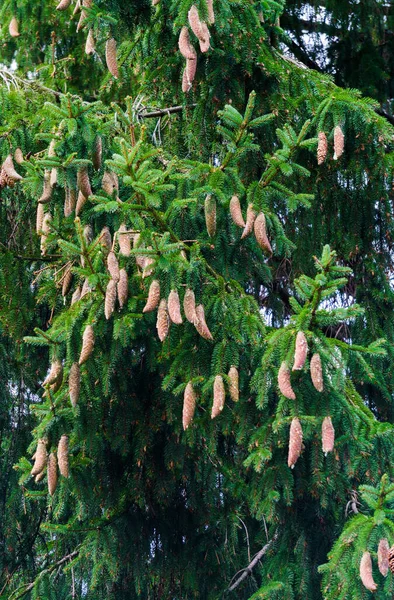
[[0, 0, 394, 599]]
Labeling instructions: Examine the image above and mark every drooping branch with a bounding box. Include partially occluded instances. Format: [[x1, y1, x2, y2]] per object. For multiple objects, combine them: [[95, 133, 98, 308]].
[[227, 531, 278, 592]]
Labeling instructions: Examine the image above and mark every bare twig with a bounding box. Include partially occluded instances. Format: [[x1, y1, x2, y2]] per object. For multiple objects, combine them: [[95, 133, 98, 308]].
[[227, 531, 278, 593]]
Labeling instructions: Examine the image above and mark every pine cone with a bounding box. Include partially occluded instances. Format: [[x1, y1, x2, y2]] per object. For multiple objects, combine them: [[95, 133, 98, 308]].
[[230, 195, 245, 228], [317, 132, 327, 165], [62, 267, 73, 297], [31, 439, 47, 476], [118, 223, 131, 256], [105, 279, 117, 319], [106, 38, 119, 78], [142, 250, 155, 279], [76, 0, 92, 31], [80, 278, 91, 299], [14, 148, 24, 164], [100, 226, 112, 250], [75, 191, 87, 216], [198, 23, 211, 52], [182, 58, 197, 92], [92, 136, 102, 170], [287, 417, 303, 468], [56, 0, 71, 10], [35, 471, 45, 483], [205, 194, 216, 237], [310, 353, 323, 392], [241, 204, 256, 239], [85, 28, 95, 55], [195, 304, 213, 340], [64, 186, 76, 217], [57, 435, 69, 478], [2, 154, 22, 181], [278, 362, 295, 400], [333, 125, 344, 160], [178, 26, 197, 60], [77, 167, 92, 198], [254, 212, 272, 254], [102, 171, 118, 195], [322, 417, 334, 454], [188, 5, 204, 40], [71, 286, 81, 305], [79, 325, 95, 365], [388, 545, 394, 574], [378, 539, 389, 577], [117, 269, 128, 309], [157, 299, 170, 341], [83, 224, 93, 245], [184, 288, 198, 324], [36, 202, 45, 234], [9, 17, 20, 38], [183, 382, 196, 430], [43, 359, 63, 387], [359, 552, 377, 592], [228, 366, 239, 402], [143, 280, 161, 313], [38, 171, 52, 204], [182, 69, 191, 94], [69, 362, 81, 407], [107, 251, 120, 282], [206, 0, 215, 24], [211, 375, 225, 419], [40, 213, 52, 256], [168, 290, 183, 324], [50, 167, 58, 187], [292, 331, 308, 371], [47, 453, 58, 496]]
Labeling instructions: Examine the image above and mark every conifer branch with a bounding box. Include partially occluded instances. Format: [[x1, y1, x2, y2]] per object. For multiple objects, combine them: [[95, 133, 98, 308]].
[[227, 531, 278, 592]]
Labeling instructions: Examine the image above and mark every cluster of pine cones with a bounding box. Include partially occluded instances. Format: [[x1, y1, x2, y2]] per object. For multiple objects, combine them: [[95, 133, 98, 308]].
[[178, 1, 214, 92], [31, 435, 69, 495], [360, 541, 394, 591], [0, 153, 23, 189], [317, 125, 344, 164]]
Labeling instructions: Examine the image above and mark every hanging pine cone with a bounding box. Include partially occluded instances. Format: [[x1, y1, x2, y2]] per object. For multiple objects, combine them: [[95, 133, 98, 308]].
[[35, 471, 45, 483], [62, 267, 73, 297], [230, 195, 245, 228], [102, 171, 119, 195], [388, 545, 394, 574], [292, 331, 308, 371], [36, 202, 45, 234], [310, 353, 323, 392], [211, 375, 225, 419], [182, 58, 197, 92], [317, 132, 328, 165], [254, 212, 272, 254], [40, 213, 52, 256], [359, 552, 377, 592], [322, 417, 335, 454], [206, 0, 215, 24], [64, 186, 76, 217], [77, 167, 92, 198], [50, 167, 58, 188], [2, 154, 22, 182], [188, 5, 204, 40], [183, 382, 196, 430], [228, 366, 239, 402], [31, 439, 47, 476], [9, 17, 20, 37], [76, 0, 92, 31], [142, 249, 155, 279], [106, 38, 119, 78], [69, 362, 81, 407], [143, 280, 161, 313], [43, 359, 63, 387], [118, 223, 131, 256], [83, 224, 93, 245], [195, 304, 213, 340], [80, 278, 91, 299], [157, 299, 170, 342], [56, 0, 71, 9], [105, 279, 117, 319], [107, 251, 120, 282], [47, 453, 58, 496], [117, 269, 128, 309], [57, 435, 69, 478], [14, 148, 24, 164], [204, 194, 216, 238], [168, 290, 183, 324], [378, 539, 389, 577], [79, 325, 95, 365], [73, 0, 81, 15], [178, 26, 197, 60], [71, 286, 81, 305], [184, 288, 198, 324], [287, 417, 303, 468], [198, 23, 211, 52], [100, 226, 112, 250], [38, 171, 52, 204], [333, 125, 344, 160], [241, 204, 256, 239], [278, 362, 295, 400], [85, 28, 95, 55], [75, 191, 87, 216]]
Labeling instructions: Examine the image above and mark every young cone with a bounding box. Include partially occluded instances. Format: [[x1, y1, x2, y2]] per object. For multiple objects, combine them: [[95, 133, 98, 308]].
[[184, 289, 198, 325], [79, 325, 95, 365], [183, 382, 196, 430], [105, 279, 117, 319], [77, 167, 92, 198], [333, 125, 344, 160], [195, 304, 213, 340], [143, 280, 161, 313], [388, 545, 394, 574], [107, 251, 120, 282], [47, 453, 58, 496], [254, 212, 272, 254], [117, 269, 128, 309], [178, 27, 197, 60], [359, 552, 377, 592], [168, 290, 183, 324], [228, 366, 239, 402], [118, 223, 131, 256], [287, 417, 303, 468], [69, 362, 81, 407], [157, 299, 170, 342], [9, 17, 20, 38], [31, 440, 47, 476], [310, 353, 323, 391], [211, 375, 225, 419], [322, 417, 335, 454], [278, 362, 295, 400], [241, 204, 256, 239], [106, 38, 119, 78], [230, 195, 245, 228], [204, 194, 216, 238], [378, 539, 389, 577], [317, 132, 328, 165], [57, 435, 69, 478], [292, 331, 308, 371]]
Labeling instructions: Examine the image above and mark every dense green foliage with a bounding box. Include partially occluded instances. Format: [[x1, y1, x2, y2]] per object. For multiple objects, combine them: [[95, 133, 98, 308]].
[[0, 0, 394, 599]]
